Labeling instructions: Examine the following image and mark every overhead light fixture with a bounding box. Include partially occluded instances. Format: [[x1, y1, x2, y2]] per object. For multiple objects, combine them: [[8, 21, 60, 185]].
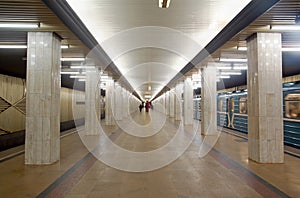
[[70, 75, 86, 79], [237, 46, 247, 51], [61, 45, 69, 49], [219, 75, 230, 79], [158, 0, 171, 8], [0, 22, 39, 28], [217, 66, 232, 70], [220, 71, 242, 75], [0, 44, 68, 49], [270, 25, 300, 30], [233, 65, 247, 70], [0, 45, 27, 49], [145, 95, 151, 99], [148, 85, 151, 91], [282, 47, 300, 52], [78, 79, 86, 82], [61, 57, 85, 62], [219, 58, 247, 62], [70, 65, 95, 69], [61, 71, 80, 75]]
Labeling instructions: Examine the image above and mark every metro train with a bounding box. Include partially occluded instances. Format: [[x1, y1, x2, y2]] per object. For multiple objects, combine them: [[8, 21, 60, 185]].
[[193, 81, 300, 149]]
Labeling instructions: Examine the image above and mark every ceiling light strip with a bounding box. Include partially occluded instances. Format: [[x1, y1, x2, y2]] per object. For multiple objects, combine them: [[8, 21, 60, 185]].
[[0, 22, 39, 28]]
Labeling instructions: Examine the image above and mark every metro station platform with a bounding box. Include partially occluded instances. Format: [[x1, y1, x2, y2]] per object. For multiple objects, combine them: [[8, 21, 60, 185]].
[[1, 110, 299, 198]]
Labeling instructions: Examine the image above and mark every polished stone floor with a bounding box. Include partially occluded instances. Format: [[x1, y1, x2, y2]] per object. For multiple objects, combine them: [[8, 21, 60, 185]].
[[0, 110, 299, 198]]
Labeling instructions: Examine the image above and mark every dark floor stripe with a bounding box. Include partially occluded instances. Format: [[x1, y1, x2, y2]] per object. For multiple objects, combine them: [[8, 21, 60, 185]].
[[210, 148, 290, 198], [168, 119, 291, 197], [37, 127, 123, 198], [37, 152, 96, 198]]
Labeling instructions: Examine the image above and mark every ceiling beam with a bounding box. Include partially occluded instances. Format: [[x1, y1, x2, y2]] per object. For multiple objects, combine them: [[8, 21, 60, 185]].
[[152, 0, 280, 101], [41, 0, 142, 101]]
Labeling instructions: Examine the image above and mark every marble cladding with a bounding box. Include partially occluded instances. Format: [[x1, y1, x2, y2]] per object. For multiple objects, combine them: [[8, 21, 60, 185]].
[[114, 85, 123, 121], [201, 66, 217, 135], [169, 89, 175, 118], [247, 33, 284, 163], [184, 78, 193, 125], [25, 32, 61, 165], [164, 92, 169, 116], [105, 79, 114, 125], [85, 69, 100, 135], [175, 83, 183, 121]]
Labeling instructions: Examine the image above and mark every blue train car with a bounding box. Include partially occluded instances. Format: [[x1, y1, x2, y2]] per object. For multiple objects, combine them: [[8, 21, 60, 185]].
[[214, 81, 300, 149]]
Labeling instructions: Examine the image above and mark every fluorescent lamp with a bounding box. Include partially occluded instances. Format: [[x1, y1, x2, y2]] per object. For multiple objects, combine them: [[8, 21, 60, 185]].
[[219, 75, 230, 79], [61, 45, 69, 49], [237, 46, 247, 51], [0, 22, 39, 28], [61, 57, 85, 62], [70, 75, 86, 79], [233, 66, 247, 70], [217, 66, 232, 70], [282, 47, 300, 52], [220, 71, 242, 75], [0, 45, 27, 49], [61, 71, 80, 75], [219, 58, 247, 62], [270, 25, 300, 31], [145, 95, 151, 98], [70, 65, 95, 69], [159, 0, 171, 8], [78, 79, 86, 82]]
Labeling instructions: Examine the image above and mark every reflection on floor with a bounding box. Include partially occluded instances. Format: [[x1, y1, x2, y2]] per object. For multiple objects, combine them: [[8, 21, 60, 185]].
[[0, 110, 299, 198]]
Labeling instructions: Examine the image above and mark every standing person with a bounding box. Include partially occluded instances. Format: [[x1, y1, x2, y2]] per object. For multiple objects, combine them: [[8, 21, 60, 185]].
[[145, 101, 150, 112], [139, 103, 143, 112]]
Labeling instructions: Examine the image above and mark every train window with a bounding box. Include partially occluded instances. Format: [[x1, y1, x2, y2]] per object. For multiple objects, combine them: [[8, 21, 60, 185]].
[[230, 99, 234, 112], [218, 98, 224, 112], [239, 97, 247, 114], [285, 94, 300, 119]]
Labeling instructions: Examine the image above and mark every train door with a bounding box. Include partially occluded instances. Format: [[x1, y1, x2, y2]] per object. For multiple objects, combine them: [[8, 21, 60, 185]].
[[227, 98, 235, 128]]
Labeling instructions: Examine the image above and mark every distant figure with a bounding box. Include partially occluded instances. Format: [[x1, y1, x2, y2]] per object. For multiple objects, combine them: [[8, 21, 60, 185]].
[[145, 101, 150, 112], [139, 104, 143, 112]]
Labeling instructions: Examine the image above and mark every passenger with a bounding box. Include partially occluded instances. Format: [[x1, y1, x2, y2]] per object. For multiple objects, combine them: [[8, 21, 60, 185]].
[[145, 101, 150, 112], [139, 104, 143, 112]]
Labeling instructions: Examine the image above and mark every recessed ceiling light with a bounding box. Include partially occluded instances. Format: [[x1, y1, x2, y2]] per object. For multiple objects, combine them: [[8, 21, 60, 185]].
[[219, 58, 247, 62], [0, 44, 69, 49], [270, 25, 300, 30], [282, 47, 300, 52], [237, 46, 247, 51], [0, 45, 27, 49], [0, 22, 39, 28], [61, 57, 85, 62], [61, 71, 80, 75], [158, 0, 171, 8]]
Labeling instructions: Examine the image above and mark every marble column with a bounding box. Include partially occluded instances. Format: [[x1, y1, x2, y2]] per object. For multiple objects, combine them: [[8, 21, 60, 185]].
[[169, 89, 175, 118], [247, 33, 284, 163], [184, 78, 193, 125], [175, 83, 183, 121], [114, 84, 123, 121], [85, 69, 100, 135], [105, 78, 115, 125], [122, 89, 126, 118], [25, 32, 61, 165], [165, 92, 170, 116], [201, 65, 217, 135]]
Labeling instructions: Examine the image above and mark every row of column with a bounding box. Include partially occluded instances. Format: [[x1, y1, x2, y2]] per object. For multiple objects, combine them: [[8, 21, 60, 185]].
[[155, 32, 283, 163], [24, 31, 283, 165]]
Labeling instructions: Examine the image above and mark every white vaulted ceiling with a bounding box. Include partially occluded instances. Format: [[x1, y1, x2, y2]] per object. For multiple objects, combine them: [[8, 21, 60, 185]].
[[66, 0, 251, 100]]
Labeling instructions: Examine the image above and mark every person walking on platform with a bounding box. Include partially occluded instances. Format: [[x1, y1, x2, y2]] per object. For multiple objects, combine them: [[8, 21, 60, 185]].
[[139, 103, 143, 112], [145, 101, 150, 112]]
